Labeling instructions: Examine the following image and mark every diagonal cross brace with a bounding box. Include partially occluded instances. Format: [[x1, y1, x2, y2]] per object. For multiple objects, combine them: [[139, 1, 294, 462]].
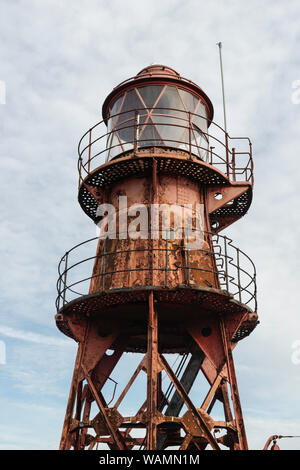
[[159, 353, 221, 451], [157, 348, 205, 449], [82, 363, 127, 450]]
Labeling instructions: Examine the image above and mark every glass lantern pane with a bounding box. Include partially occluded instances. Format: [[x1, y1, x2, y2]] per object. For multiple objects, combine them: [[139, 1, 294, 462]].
[[193, 101, 208, 135], [105, 85, 209, 162], [155, 85, 184, 116], [109, 95, 124, 119], [137, 85, 164, 108], [107, 133, 124, 160], [192, 124, 209, 160], [154, 115, 187, 147], [139, 121, 164, 148], [116, 89, 143, 142], [122, 89, 144, 112], [178, 89, 199, 113]]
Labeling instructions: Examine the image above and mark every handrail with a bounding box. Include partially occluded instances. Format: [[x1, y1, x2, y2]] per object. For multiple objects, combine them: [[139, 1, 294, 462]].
[[56, 230, 257, 313], [77, 107, 254, 187]]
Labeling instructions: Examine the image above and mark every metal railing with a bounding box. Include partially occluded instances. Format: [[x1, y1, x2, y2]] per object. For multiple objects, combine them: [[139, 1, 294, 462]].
[[56, 231, 257, 313], [77, 108, 253, 188]]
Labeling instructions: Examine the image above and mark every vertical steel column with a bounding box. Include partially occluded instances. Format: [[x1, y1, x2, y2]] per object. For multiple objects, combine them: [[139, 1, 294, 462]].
[[73, 380, 83, 450], [151, 159, 158, 286], [146, 291, 159, 450], [79, 392, 92, 450], [220, 316, 248, 450], [220, 380, 233, 422], [59, 342, 84, 450]]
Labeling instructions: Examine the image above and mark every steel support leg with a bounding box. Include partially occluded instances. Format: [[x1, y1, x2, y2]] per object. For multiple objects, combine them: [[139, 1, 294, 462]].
[[59, 343, 84, 450], [220, 316, 248, 450], [146, 291, 159, 450]]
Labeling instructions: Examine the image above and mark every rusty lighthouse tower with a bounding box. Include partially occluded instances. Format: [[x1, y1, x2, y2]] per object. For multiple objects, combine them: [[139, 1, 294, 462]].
[[56, 64, 258, 450]]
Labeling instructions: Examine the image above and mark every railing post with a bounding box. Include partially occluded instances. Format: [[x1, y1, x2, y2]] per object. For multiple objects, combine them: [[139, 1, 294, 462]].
[[78, 157, 82, 191], [62, 252, 69, 306], [223, 238, 229, 293], [225, 132, 229, 177], [134, 110, 140, 155], [237, 248, 242, 303], [210, 146, 214, 165], [249, 141, 253, 183], [232, 147, 236, 182]]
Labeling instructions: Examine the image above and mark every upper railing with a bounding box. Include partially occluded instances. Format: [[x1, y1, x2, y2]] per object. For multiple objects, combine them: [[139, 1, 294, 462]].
[[78, 108, 253, 188], [56, 231, 257, 313]]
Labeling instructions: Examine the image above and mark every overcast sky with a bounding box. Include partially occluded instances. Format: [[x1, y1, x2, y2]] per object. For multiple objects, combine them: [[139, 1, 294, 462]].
[[0, 0, 300, 450]]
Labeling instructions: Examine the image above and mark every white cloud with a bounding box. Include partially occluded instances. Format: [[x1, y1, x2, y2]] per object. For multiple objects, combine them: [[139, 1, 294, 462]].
[[0, 325, 73, 347]]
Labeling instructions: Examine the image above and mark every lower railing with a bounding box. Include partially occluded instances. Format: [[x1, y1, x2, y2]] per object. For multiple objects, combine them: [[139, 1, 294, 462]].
[[56, 231, 257, 313]]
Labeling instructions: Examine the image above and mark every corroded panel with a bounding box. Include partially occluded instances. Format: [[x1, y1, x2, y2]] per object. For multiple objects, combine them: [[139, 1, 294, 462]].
[[88, 173, 219, 294]]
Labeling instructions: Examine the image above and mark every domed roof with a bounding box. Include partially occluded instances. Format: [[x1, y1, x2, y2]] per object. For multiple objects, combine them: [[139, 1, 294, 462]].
[[102, 64, 214, 124], [136, 64, 181, 78]]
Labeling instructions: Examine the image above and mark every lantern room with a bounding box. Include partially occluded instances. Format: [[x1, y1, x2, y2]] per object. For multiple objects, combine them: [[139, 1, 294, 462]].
[[102, 64, 214, 161]]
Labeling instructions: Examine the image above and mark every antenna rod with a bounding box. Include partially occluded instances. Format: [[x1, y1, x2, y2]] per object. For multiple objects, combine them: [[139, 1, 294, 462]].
[[217, 42, 227, 134]]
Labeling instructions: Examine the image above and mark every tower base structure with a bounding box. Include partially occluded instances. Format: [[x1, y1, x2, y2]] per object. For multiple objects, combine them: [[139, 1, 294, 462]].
[[57, 289, 257, 450]]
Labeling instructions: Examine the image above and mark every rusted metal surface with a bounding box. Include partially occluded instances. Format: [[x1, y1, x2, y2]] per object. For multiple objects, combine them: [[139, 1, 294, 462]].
[[82, 363, 127, 450], [78, 116, 253, 186], [146, 292, 159, 449], [58, 292, 257, 449], [57, 64, 258, 450], [157, 349, 205, 449], [56, 232, 257, 314], [263, 435, 300, 450], [86, 174, 216, 293], [219, 316, 248, 450], [59, 343, 84, 450], [78, 152, 253, 231]]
